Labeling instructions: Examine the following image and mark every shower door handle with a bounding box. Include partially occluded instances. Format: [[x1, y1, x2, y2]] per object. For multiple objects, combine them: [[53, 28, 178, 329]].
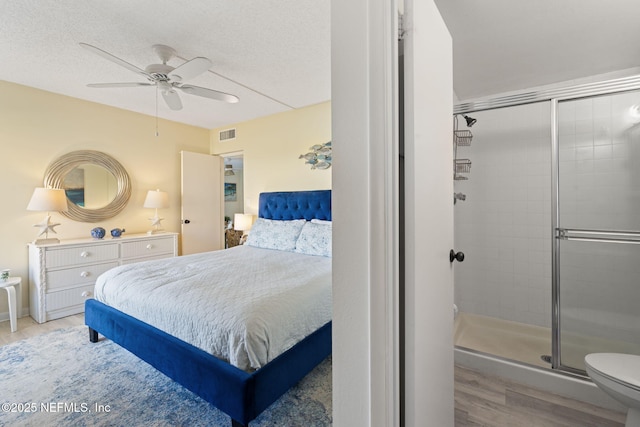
[[449, 249, 465, 263]]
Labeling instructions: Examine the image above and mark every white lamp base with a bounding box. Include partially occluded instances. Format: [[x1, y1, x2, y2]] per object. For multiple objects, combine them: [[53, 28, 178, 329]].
[[33, 237, 60, 245], [146, 229, 166, 235]]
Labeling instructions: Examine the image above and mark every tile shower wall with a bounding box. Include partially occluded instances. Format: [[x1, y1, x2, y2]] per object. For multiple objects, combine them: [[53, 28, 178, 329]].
[[558, 90, 640, 345], [454, 102, 552, 328]]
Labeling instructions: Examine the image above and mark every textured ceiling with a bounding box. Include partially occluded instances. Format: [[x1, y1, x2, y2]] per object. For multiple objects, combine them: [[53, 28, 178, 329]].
[[3, 1, 640, 129], [434, 0, 640, 101], [0, 1, 330, 129]]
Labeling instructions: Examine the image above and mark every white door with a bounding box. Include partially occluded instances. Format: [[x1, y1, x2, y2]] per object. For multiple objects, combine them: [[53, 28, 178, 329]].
[[181, 151, 223, 255], [403, 0, 454, 425], [331, 0, 453, 426]]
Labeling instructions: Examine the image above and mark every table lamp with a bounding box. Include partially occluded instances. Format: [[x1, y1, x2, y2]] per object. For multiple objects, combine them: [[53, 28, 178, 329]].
[[234, 213, 254, 244], [27, 187, 69, 244], [144, 189, 169, 234]]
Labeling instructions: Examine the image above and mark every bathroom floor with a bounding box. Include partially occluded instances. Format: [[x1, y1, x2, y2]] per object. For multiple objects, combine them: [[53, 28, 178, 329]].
[[455, 364, 626, 426]]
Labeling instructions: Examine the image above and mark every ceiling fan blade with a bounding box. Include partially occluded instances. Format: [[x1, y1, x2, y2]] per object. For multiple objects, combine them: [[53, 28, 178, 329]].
[[168, 57, 212, 82], [178, 84, 239, 103], [87, 82, 154, 88], [80, 43, 150, 78], [162, 89, 183, 110]]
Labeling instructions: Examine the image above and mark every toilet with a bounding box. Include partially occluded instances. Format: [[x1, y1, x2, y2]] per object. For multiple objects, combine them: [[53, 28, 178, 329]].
[[585, 353, 640, 427]]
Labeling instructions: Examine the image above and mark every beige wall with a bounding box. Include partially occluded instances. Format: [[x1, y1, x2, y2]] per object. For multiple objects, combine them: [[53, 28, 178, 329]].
[[210, 102, 332, 215], [0, 80, 210, 317]]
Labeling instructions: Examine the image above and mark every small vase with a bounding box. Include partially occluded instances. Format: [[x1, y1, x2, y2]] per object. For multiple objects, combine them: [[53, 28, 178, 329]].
[[91, 227, 106, 239], [110, 228, 125, 238]]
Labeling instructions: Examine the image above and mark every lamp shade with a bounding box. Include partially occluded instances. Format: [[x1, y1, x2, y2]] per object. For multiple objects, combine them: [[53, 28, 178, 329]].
[[143, 189, 169, 209], [234, 213, 254, 232], [27, 188, 68, 212]]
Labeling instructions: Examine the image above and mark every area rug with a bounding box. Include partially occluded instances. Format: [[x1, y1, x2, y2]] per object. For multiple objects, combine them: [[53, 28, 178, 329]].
[[0, 326, 332, 426]]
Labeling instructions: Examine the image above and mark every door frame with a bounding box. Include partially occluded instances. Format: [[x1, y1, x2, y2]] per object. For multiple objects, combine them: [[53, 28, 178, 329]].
[[331, 0, 454, 426]]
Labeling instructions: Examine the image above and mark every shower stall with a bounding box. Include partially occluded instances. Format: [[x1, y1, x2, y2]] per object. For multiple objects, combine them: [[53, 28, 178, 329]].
[[453, 75, 640, 380]]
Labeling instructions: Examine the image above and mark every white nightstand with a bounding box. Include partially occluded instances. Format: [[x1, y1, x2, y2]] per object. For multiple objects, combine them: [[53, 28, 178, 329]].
[[0, 277, 21, 332]]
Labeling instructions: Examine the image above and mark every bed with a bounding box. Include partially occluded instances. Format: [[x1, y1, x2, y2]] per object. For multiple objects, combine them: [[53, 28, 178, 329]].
[[85, 190, 332, 426]]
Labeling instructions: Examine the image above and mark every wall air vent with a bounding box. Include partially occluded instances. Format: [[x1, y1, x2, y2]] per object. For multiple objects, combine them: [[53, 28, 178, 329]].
[[219, 128, 236, 141]]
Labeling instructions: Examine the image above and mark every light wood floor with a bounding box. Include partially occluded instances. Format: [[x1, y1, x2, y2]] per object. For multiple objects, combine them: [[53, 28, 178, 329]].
[[0, 315, 627, 426]]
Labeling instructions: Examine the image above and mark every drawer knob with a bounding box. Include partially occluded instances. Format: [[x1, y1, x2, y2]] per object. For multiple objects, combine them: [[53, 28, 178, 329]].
[[80, 251, 89, 258], [80, 271, 90, 278], [81, 291, 93, 298], [146, 244, 153, 250]]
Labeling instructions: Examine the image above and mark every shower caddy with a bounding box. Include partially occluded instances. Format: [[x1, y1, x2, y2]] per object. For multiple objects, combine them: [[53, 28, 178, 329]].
[[453, 115, 472, 180]]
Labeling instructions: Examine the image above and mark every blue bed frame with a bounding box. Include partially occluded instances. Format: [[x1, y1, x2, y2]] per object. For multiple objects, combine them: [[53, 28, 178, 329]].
[[85, 190, 331, 426]]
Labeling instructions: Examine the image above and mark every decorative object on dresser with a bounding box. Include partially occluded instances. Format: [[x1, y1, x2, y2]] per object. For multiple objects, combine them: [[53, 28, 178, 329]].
[[110, 228, 125, 238], [26, 187, 68, 244], [28, 232, 178, 323], [143, 189, 169, 234], [90, 227, 106, 239]]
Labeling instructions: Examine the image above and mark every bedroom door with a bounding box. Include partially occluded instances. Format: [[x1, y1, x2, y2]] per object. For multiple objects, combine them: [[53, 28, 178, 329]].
[[180, 151, 224, 255]]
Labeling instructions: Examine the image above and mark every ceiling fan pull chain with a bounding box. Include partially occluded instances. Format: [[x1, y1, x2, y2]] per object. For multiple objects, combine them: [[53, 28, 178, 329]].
[[155, 86, 159, 137]]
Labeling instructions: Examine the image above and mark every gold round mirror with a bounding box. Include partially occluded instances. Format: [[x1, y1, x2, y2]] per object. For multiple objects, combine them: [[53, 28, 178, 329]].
[[44, 150, 131, 222]]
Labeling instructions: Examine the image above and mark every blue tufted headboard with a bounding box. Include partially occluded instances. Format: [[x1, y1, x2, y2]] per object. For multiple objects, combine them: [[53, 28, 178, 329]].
[[258, 190, 331, 221]]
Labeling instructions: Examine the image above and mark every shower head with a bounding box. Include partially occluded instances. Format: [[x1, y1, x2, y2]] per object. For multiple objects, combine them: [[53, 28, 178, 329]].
[[463, 115, 477, 127]]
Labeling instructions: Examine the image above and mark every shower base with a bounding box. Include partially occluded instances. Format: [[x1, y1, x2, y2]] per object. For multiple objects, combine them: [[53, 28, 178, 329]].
[[454, 312, 551, 368], [453, 312, 627, 412]]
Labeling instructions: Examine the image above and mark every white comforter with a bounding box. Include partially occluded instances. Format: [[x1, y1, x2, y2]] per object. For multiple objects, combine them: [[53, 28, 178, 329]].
[[94, 245, 331, 371]]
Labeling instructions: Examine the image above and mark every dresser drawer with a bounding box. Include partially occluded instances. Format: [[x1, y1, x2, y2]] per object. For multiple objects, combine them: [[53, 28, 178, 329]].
[[45, 244, 119, 268], [45, 284, 95, 313], [120, 253, 173, 265], [121, 237, 174, 259], [45, 262, 118, 291]]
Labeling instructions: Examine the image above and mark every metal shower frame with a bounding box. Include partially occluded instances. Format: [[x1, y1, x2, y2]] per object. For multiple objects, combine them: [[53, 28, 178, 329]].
[[454, 73, 640, 376]]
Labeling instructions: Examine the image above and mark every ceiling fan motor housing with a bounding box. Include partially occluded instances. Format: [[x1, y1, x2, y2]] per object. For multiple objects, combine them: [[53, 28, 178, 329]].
[[145, 64, 175, 82]]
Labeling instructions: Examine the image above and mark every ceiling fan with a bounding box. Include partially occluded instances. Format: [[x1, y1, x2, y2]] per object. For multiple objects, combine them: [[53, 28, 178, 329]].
[[79, 43, 239, 110]]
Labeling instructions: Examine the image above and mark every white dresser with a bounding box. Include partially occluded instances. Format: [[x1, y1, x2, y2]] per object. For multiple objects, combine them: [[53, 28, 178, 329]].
[[28, 232, 178, 323]]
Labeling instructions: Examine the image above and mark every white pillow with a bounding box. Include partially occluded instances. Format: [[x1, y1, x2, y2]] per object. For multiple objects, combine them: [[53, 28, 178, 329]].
[[294, 221, 332, 257], [246, 218, 306, 251]]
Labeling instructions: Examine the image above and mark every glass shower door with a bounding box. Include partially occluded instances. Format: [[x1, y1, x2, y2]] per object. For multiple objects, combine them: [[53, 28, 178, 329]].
[[556, 90, 640, 373]]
